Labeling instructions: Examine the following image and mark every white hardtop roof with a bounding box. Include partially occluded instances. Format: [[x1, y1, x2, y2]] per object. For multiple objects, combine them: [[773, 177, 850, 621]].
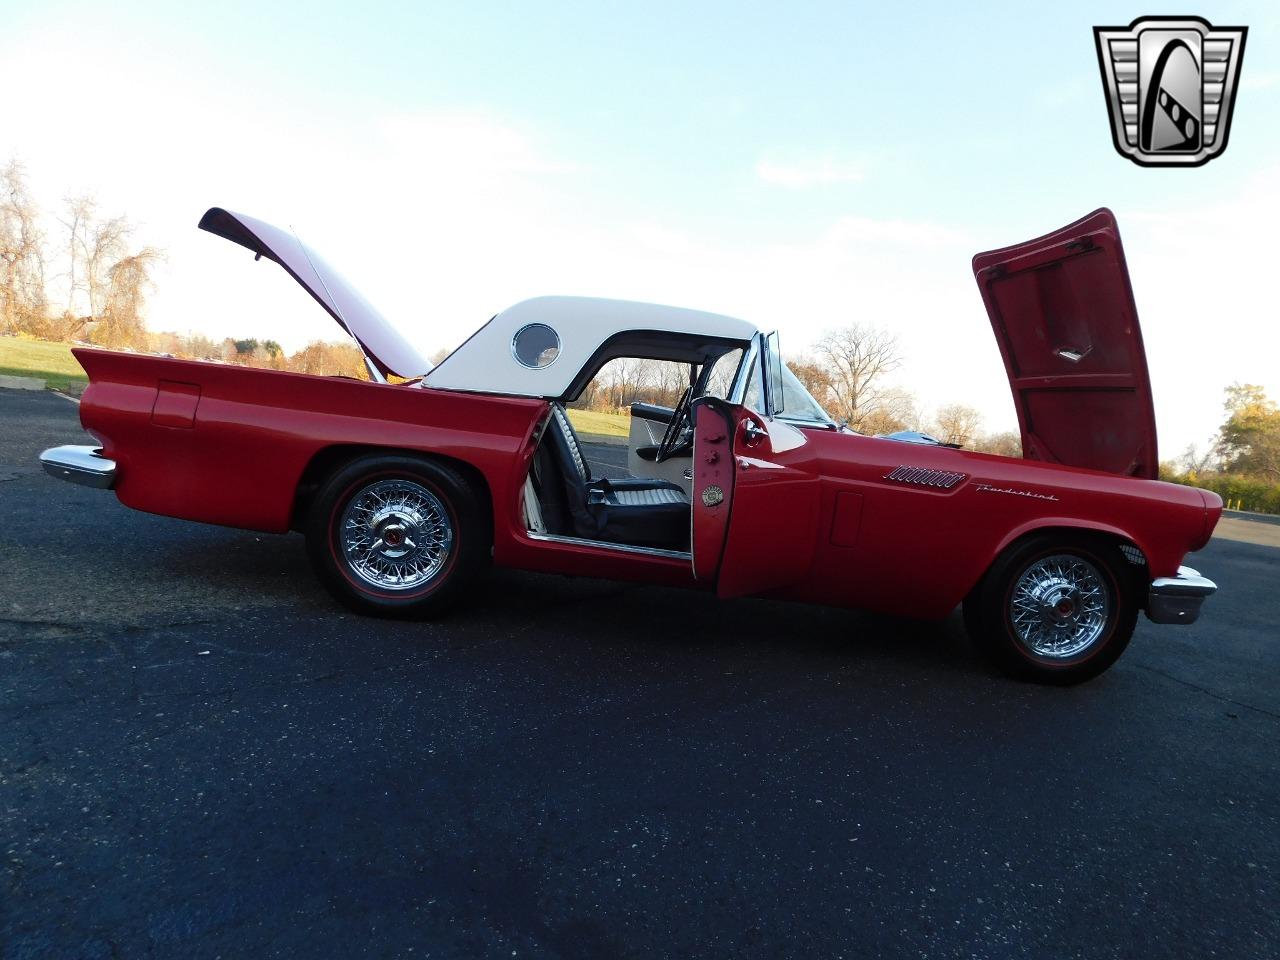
[[424, 296, 759, 398]]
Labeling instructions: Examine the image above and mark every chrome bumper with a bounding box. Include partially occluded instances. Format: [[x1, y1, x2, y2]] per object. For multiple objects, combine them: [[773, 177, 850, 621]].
[[1146, 566, 1217, 625], [39, 444, 117, 489]]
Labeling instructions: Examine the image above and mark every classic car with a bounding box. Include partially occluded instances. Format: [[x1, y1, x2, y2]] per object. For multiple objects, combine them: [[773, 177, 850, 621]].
[[40, 206, 1221, 684]]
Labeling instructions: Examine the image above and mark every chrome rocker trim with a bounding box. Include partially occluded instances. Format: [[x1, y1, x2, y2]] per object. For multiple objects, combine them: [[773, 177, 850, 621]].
[[1147, 565, 1217, 625], [39, 445, 117, 490], [526, 531, 691, 561]]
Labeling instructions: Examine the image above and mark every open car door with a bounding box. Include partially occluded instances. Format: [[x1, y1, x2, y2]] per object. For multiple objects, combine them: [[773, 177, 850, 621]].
[[690, 395, 821, 598], [689, 398, 736, 580], [972, 208, 1159, 478]]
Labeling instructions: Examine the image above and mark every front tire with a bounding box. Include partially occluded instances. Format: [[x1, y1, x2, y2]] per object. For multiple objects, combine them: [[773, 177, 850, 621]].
[[305, 455, 488, 617], [970, 534, 1137, 685]]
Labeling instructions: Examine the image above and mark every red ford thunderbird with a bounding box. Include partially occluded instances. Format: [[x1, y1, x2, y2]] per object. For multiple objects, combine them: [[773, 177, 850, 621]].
[[40, 207, 1221, 684]]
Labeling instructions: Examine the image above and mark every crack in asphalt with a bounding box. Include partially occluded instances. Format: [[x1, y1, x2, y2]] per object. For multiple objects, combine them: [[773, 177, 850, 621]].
[[1135, 662, 1280, 721]]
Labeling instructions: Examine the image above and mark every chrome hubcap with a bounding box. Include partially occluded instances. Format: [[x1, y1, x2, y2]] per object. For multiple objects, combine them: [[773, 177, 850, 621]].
[[340, 479, 453, 591], [1009, 554, 1110, 659]]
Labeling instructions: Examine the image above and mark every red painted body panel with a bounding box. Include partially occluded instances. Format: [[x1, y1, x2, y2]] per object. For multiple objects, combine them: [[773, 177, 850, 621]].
[[754, 426, 1216, 619], [77, 348, 545, 536], [74, 346, 1219, 623], [716, 414, 821, 599]]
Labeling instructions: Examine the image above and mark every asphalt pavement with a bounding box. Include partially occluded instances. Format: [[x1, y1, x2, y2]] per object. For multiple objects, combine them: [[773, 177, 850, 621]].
[[2, 387, 1277, 959]]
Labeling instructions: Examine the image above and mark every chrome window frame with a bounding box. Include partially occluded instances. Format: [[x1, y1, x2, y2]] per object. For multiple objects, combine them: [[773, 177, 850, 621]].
[[762, 331, 783, 417], [727, 334, 764, 408]]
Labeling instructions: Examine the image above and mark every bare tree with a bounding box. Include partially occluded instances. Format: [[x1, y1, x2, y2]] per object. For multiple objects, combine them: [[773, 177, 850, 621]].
[[0, 160, 47, 334], [650, 357, 690, 407], [973, 431, 1023, 458], [859, 386, 919, 436], [95, 247, 162, 349], [61, 195, 131, 333], [1175, 443, 1218, 477], [603, 356, 650, 409], [931, 403, 984, 447], [812, 324, 901, 430]]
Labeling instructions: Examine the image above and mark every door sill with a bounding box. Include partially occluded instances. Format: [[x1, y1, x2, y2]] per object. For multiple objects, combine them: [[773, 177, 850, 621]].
[[526, 531, 691, 561]]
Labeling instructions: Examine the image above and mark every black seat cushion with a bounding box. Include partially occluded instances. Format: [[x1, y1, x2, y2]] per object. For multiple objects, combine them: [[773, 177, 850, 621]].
[[543, 404, 690, 550]]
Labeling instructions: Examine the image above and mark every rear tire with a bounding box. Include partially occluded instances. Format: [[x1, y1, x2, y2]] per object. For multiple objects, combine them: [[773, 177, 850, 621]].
[[971, 534, 1137, 685], [305, 455, 488, 617]]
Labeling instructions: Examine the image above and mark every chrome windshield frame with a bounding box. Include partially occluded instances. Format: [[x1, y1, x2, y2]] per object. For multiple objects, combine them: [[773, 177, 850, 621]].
[[726, 333, 762, 407]]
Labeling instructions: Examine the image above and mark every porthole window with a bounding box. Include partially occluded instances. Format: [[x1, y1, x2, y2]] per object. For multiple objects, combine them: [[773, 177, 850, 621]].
[[511, 323, 560, 369]]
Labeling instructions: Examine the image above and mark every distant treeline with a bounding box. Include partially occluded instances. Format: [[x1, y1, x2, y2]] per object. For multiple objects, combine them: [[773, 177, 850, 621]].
[[143, 331, 372, 379]]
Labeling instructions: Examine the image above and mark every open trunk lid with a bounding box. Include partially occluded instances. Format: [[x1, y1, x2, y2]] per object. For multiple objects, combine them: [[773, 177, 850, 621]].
[[198, 207, 431, 380], [972, 208, 1158, 478]]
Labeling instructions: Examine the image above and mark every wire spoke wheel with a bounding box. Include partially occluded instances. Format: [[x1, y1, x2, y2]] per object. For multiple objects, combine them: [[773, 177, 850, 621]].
[[339, 478, 454, 591], [1008, 554, 1111, 660]]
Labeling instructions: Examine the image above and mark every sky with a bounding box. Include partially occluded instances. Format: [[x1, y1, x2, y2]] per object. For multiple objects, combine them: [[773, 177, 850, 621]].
[[1, 0, 1277, 456]]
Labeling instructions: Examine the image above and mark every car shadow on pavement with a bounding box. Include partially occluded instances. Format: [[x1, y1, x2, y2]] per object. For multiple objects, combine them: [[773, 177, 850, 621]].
[[141, 528, 990, 682]]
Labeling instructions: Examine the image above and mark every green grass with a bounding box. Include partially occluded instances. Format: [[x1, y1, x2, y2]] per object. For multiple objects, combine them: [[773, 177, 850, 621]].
[[565, 407, 630, 438], [0, 338, 87, 392]]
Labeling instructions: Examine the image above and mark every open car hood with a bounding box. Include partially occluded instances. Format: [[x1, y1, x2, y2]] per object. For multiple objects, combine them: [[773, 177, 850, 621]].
[[198, 208, 432, 380], [973, 209, 1158, 479]]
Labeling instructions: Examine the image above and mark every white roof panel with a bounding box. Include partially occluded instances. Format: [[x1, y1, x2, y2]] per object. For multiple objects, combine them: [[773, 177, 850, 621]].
[[424, 296, 758, 397]]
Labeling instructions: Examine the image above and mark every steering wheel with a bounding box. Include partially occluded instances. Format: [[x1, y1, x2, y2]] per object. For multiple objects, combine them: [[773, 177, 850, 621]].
[[654, 386, 693, 463]]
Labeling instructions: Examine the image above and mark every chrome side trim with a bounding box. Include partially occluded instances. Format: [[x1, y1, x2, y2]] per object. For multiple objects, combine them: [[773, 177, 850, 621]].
[[39, 445, 117, 489], [1146, 565, 1217, 624], [525, 531, 691, 561]]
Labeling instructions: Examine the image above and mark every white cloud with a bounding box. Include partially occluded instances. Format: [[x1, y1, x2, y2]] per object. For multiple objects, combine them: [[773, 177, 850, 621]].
[[755, 157, 864, 188]]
